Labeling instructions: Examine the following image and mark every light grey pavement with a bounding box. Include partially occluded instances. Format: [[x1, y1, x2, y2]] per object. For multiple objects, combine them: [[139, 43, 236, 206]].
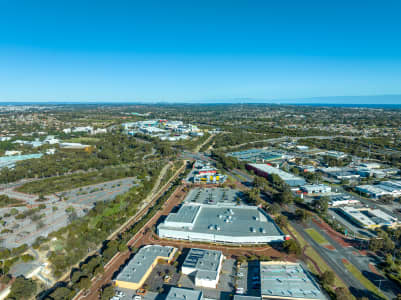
[[0, 178, 139, 248]]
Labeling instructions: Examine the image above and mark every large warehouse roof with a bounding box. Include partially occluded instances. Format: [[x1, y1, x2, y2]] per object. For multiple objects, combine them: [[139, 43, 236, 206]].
[[247, 164, 306, 186], [260, 261, 325, 300], [158, 188, 286, 244], [158, 202, 286, 244], [162, 203, 283, 237]]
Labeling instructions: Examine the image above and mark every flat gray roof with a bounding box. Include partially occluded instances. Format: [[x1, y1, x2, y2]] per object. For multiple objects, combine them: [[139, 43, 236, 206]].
[[228, 149, 282, 162], [233, 296, 261, 300], [166, 287, 203, 300], [115, 245, 176, 284], [160, 203, 284, 237], [248, 164, 306, 185], [183, 248, 222, 280], [166, 205, 200, 224], [260, 262, 325, 299]]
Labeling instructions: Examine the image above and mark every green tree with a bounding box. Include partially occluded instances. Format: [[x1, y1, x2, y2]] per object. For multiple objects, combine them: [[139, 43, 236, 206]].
[[295, 208, 311, 223], [6, 276, 37, 300], [267, 203, 280, 216], [312, 197, 329, 214], [78, 276, 91, 291], [100, 285, 115, 300], [275, 215, 288, 228], [283, 239, 301, 255], [49, 286, 74, 300], [335, 287, 353, 300], [320, 270, 335, 286], [277, 190, 293, 204]]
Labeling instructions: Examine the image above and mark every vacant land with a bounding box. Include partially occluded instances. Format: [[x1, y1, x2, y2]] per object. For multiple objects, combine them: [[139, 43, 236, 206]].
[[0, 195, 24, 208], [305, 228, 329, 245]]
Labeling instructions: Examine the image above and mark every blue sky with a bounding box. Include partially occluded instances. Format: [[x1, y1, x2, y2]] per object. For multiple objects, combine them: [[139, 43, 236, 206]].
[[1, 0, 401, 103]]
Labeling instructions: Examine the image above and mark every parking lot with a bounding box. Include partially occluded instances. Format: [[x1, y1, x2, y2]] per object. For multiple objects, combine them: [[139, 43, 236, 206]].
[[143, 263, 180, 293], [57, 177, 138, 206], [0, 203, 86, 248], [0, 178, 139, 248]]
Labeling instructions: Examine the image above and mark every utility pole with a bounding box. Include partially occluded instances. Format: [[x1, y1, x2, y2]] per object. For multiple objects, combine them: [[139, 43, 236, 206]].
[[375, 279, 385, 292]]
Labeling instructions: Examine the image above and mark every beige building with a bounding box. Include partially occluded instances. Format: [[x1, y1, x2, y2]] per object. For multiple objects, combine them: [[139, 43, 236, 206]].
[[114, 245, 177, 290]]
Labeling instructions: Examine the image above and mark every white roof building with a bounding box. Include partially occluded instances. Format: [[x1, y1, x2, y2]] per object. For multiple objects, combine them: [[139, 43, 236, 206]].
[[356, 182, 401, 199], [300, 184, 331, 195], [182, 248, 224, 288], [340, 206, 400, 228]]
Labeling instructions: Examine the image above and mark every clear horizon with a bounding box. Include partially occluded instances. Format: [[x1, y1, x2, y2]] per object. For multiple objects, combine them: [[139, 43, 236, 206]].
[[1, 1, 401, 103]]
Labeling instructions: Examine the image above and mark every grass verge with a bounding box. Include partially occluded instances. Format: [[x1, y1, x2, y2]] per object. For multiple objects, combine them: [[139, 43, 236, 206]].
[[287, 224, 351, 293], [343, 260, 386, 300], [305, 228, 329, 245]]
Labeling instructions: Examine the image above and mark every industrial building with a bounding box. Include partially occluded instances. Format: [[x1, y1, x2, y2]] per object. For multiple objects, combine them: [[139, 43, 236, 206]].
[[189, 161, 227, 184], [181, 248, 224, 288], [318, 167, 360, 181], [300, 184, 331, 195], [260, 261, 325, 300], [324, 151, 347, 159], [329, 195, 359, 207], [114, 245, 177, 290], [0, 153, 43, 169], [355, 181, 401, 199], [339, 206, 400, 229], [247, 163, 306, 187], [228, 149, 283, 163], [166, 287, 204, 300], [157, 201, 287, 244], [60, 142, 92, 152]]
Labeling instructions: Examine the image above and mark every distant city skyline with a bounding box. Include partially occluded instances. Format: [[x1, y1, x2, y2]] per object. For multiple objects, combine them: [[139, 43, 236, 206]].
[[1, 1, 401, 103]]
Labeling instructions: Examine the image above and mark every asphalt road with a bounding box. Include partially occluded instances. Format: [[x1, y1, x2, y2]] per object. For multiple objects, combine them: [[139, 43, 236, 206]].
[[290, 220, 377, 298], [308, 220, 400, 299]]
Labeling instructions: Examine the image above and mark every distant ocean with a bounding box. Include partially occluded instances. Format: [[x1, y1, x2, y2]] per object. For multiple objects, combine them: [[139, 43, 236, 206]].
[[0, 101, 401, 109]]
